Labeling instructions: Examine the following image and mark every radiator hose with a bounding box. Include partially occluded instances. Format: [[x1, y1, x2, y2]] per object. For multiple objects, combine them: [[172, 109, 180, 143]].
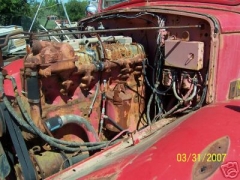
[[45, 115, 100, 142]]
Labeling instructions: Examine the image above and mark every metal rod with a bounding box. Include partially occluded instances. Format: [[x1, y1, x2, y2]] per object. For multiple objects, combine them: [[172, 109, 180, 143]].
[[1, 25, 201, 41], [29, 0, 44, 32], [39, 25, 60, 42], [60, 0, 72, 27], [55, 23, 70, 40]]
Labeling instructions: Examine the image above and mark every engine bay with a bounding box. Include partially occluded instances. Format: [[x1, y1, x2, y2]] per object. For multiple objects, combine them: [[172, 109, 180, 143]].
[[0, 10, 215, 179]]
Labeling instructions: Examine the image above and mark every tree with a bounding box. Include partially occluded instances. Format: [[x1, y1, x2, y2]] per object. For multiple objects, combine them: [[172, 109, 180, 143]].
[[64, 0, 88, 22], [0, 0, 31, 25], [44, 0, 59, 13]]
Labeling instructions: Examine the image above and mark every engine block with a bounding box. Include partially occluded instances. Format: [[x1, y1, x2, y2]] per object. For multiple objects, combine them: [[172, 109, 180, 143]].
[[23, 37, 146, 142]]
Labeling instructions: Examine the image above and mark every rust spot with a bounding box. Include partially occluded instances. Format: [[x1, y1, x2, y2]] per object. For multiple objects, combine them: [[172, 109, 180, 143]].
[[192, 136, 230, 180]]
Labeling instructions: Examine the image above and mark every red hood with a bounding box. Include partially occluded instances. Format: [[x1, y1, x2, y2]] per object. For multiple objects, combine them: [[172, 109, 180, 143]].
[[99, 0, 240, 12], [144, 0, 240, 5], [47, 100, 240, 179]]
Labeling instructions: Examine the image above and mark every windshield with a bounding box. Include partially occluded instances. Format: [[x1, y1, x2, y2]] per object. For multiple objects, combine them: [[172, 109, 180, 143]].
[[102, 0, 128, 9]]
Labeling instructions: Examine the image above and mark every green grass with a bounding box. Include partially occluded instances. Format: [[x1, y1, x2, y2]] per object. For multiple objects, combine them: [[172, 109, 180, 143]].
[[38, 17, 57, 30], [36, 8, 60, 30]]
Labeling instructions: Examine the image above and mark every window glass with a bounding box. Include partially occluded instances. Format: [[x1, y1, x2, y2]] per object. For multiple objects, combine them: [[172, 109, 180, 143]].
[[102, 0, 128, 9]]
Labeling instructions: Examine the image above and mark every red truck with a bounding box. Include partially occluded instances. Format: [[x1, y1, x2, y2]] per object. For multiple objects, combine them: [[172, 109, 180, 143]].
[[1, 0, 240, 179]]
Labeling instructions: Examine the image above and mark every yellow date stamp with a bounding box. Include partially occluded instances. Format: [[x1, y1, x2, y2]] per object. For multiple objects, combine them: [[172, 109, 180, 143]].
[[176, 153, 227, 162]]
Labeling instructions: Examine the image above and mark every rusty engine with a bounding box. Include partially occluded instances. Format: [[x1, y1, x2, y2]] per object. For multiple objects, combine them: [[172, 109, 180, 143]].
[[0, 11, 211, 179], [1, 35, 145, 179]]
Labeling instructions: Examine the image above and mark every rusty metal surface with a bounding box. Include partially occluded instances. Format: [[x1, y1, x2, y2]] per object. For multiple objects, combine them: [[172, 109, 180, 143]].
[[192, 136, 230, 180], [19, 39, 146, 143], [47, 100, 240, 180], [30, 150, 64, 179], [29, 103, 46, 133], [47, 113, 183, 180], [3, 3, 239, 179], [105, 90, 132, 132], [0, 36, 146, 180], [1, 9, 210, 178]]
